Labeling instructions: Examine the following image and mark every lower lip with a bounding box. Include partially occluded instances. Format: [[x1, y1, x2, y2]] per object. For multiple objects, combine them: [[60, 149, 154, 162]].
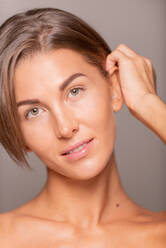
[[62, 138, 94, 161]]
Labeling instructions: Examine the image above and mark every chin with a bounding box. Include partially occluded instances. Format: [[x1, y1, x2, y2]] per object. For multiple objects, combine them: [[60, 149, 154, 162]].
[[43, 137, 115, 181], [61, 149, 114, 181]]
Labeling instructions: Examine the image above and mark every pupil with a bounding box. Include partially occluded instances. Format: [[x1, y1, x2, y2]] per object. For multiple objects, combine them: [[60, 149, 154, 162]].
[[32, 108, 38, 114], [72, 89, 78, 95]]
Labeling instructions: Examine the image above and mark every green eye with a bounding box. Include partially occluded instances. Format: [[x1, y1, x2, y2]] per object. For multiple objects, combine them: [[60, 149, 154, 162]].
[[25, 107, 41, 119], [30, 108, 39, 115], [69, 87, 83, 97]]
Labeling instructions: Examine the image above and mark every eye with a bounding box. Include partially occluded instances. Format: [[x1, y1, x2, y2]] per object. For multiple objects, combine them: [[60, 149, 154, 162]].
[[24, 107, 42, 119], [68, 87, 84, 98]]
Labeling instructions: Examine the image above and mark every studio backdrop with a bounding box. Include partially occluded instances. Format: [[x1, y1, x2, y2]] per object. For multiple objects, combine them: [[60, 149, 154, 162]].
[[0, 0, 166, 213]]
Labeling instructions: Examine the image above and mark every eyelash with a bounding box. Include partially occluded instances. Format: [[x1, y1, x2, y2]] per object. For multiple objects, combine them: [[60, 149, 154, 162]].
[[70, 86, 84, 99], [24, 87, 84, 119]]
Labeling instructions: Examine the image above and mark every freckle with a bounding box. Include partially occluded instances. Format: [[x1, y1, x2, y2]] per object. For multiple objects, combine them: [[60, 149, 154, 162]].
[[116, 203, 119, 208]]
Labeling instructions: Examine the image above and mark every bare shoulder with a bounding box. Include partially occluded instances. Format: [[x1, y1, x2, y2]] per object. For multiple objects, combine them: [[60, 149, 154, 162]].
[[150, 211, 166, 243], [0, 211, 15, 247], [0, 208, 42, 247], [0, 211, 13, 231], [135, 210, 166, 247], [0, 207, 69, 248]]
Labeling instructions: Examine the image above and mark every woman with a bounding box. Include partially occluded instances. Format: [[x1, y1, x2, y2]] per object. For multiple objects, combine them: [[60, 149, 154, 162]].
[[0, 8, 166, 247]]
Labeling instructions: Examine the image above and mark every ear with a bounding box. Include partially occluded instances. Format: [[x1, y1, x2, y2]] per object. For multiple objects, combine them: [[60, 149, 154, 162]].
[[107, 66, 124, 112]]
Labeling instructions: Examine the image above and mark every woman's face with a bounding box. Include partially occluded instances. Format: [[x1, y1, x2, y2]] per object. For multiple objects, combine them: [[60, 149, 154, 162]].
[[14, 49, 122, 180]]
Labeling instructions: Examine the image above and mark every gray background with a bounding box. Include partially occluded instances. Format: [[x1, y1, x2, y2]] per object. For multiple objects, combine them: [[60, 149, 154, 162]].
[[0, 0, 165, 213]]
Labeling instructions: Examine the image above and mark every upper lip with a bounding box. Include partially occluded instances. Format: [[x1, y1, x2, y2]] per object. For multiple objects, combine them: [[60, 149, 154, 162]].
[[61, 138, 93, 155]]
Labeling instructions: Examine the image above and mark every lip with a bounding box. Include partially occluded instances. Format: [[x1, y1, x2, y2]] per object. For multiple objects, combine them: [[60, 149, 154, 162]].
[[61, 138, 94, 161], [61, 138, 93, 155]]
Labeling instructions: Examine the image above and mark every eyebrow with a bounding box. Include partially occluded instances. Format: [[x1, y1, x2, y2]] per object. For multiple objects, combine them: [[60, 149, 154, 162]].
[[16, 72, 86, 107]]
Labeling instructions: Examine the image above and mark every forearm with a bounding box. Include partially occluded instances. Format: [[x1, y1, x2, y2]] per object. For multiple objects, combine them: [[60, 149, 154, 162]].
[[131, 94, 166, 144]]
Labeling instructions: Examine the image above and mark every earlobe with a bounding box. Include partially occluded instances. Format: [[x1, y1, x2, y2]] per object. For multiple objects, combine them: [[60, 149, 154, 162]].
[[108, 68, 124, 112]]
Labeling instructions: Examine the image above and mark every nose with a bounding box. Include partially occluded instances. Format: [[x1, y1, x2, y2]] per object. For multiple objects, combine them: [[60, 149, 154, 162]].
[[51, 106, 79, 139]]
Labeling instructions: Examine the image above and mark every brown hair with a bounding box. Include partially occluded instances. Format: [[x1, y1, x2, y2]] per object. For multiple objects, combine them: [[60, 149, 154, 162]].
[[0, 8, 111, 167]]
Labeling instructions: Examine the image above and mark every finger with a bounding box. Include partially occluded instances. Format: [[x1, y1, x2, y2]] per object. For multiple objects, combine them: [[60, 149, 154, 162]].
[[152, 66, 157, 92], [144, 57, 157, 92], [144, 57, 152, 68], [116, 43, 139, 58], [106, 49, 130, 71]]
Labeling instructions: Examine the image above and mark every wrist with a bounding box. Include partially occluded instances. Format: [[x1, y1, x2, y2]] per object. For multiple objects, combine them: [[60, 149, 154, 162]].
[[129, 93, 159, 117], [128, 93, 160, 128], [130, 93, 166, 142]]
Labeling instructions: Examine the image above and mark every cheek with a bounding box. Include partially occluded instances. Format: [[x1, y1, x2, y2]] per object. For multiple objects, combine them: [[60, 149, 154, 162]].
[[94, 97, 116, 147], [87, 89, 116, 159], [79, 88, 116, 137], [20, 118, 55, 153]]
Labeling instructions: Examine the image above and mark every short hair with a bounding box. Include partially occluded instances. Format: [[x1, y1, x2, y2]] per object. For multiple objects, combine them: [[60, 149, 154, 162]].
[[0, 8, 111, 167]]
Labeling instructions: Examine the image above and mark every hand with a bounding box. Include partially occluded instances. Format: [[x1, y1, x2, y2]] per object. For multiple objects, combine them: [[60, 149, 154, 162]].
[[106, 44, 166, 144], [106, 44, 157, 115]]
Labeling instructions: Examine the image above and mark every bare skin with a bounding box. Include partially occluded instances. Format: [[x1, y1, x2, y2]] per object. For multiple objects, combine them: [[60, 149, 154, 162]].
[[0, 48, 166, 247], [106, 44, 166, 144]]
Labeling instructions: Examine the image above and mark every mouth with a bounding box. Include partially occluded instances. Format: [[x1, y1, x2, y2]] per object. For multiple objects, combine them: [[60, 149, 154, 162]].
[[61, 138, 93, 155], [61, 138, 94, 161]]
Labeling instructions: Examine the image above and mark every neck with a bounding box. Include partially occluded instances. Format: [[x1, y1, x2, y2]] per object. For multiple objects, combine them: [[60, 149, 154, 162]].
[[37, 152, 136, 228]]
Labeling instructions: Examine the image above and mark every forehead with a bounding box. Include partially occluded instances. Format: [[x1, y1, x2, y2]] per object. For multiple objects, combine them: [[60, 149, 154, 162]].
[[15, 49, 89, 77], [14, 49, 104, 101]]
